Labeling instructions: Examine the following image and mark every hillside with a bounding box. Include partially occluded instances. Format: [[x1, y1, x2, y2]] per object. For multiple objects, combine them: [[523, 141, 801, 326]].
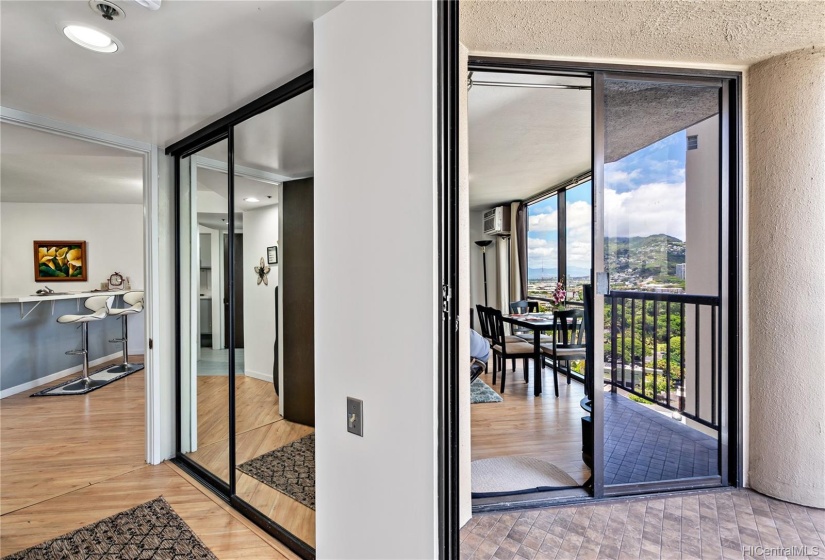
[[605, 234, 685, 286]]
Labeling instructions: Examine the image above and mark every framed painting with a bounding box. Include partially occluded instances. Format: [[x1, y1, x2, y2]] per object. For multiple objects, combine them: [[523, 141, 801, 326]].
[[33, 240, 87, 282]]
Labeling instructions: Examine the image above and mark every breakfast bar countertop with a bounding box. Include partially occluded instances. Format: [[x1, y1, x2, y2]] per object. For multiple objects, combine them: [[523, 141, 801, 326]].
[[0, 290, 132, 304]]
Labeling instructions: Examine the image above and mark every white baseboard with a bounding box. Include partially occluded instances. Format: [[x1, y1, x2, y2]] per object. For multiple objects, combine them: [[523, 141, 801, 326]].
[[244, 369, 273, 383], [0, 352, 122, 399]]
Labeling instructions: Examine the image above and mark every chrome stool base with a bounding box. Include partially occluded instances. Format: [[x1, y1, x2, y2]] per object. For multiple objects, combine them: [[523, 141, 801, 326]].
[[61, 376, 110, 393], [106, 362, 143, 374]]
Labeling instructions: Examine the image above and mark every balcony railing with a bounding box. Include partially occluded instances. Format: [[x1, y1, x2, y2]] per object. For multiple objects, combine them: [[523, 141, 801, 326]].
[[605, 290, 721, 431]]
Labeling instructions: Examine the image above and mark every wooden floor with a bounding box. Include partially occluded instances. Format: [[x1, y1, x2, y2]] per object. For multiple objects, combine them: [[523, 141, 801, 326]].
[[184, 375, 316, 547], [0, 358, 298, 559], [471, 364, 592, 485]]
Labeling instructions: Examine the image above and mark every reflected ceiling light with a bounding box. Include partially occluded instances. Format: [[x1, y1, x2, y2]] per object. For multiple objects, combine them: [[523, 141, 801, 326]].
[[63, 24, 119, 53], [133, 0, 161, 10], [244, 197, 260, 203]]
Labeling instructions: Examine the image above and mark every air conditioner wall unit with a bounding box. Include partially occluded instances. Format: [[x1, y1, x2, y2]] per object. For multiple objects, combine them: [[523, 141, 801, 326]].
[[483, 206, 511, 236]]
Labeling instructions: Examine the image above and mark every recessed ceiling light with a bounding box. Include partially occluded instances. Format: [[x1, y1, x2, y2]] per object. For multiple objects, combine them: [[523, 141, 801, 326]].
[[244, 197, 260, 203], [63, 24, 119, 53]]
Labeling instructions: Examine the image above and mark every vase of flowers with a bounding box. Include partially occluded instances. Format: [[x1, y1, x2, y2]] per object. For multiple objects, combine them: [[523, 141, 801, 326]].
[[551, 278, 566, 310]]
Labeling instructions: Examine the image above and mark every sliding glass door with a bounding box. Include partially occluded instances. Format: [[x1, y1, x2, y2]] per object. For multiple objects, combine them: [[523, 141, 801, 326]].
[[593, 72, 733, 496]]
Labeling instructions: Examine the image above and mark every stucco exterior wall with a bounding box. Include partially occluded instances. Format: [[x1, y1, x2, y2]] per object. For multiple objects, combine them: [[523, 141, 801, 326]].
[[748, 46, 825, 508]]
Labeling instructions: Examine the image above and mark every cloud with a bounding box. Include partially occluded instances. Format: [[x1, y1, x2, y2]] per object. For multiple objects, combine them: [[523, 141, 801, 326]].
[[528, 210, 558, 232], [527, 236, 557, 262], [565, 200, 592, 271], [605, 168, 641, 186], [526, 182, 686, 270], [604, 181, 686, 240]]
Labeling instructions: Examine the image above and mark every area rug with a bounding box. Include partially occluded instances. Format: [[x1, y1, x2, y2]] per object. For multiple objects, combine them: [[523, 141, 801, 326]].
[[471, 378, 503, 404], [237, 433, 315, 510], [30, 365, 143, 397], [1, 497, 216, 560], [471, 456, 580, 498]]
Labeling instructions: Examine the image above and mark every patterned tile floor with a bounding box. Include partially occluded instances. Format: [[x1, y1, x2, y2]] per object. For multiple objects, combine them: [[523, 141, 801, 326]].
[[604, 393, 718, 485], [461, 489, 825, 559]]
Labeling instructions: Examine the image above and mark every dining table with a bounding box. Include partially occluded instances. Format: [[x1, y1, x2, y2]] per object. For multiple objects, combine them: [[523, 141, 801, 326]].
[[501, 312, 556, 396]]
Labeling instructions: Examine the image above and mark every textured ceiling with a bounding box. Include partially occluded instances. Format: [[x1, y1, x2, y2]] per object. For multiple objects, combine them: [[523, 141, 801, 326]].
[[461, 1, 825, 66]]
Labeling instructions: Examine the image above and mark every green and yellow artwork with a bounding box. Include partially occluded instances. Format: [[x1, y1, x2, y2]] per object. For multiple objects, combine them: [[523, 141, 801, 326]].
[[33, 241, 87, 282]]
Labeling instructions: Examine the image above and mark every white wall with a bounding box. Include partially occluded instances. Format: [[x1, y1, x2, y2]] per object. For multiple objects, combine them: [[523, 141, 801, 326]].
[[0, 201, 145, 352], [1, 202, 144, 296], [469, 210, 498, 314], [314, 1, 438, 558], [748, 46, 825, 508], [242, 205, 279, 382], [684, 115, 720, 426]]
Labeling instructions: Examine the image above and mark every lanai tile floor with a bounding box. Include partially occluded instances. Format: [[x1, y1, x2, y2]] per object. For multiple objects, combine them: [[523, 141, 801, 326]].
[[461, 489, 825, 559], [604, 393, 718, 485]]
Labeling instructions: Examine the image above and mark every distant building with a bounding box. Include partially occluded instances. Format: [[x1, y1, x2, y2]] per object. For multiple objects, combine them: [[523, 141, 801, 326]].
[[676, 263, 686, 280]]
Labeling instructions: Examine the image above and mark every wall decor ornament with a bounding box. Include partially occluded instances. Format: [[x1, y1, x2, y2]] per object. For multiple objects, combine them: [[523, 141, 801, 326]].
[[254, 257, 271, 286], [33, 240, 87, 282]]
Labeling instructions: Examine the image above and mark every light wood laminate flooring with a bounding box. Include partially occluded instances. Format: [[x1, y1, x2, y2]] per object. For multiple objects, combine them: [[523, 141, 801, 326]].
[[0, 359, 299, 559], [184, 374, 316, 547], [471, 366, 591, 485]]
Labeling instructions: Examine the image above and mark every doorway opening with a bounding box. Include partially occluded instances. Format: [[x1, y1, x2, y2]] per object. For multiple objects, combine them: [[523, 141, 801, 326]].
[[467, 70, 595, 508], [0, 119, 152, 516], [461, 60, 741, 514]]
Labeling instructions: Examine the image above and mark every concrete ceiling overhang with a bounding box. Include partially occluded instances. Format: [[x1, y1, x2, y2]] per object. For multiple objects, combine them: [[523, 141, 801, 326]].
[[605, 81, 720, 163], [460, 1, 825, 67]]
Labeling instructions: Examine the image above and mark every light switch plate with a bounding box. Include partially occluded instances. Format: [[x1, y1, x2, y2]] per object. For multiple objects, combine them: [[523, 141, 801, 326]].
[[347, 397, 363, 437]]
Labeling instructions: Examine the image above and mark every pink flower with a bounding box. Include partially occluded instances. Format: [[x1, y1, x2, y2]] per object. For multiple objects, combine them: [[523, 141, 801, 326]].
[[552, 279, 566, 306]]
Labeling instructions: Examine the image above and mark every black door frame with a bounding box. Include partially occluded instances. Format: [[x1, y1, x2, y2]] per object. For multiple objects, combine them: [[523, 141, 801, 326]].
[[439, 52, 743, 556], [168, 71, 315, 560]]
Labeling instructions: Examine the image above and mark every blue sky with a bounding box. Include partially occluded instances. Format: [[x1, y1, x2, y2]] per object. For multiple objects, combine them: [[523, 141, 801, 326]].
[[527, 130, 688, 276]]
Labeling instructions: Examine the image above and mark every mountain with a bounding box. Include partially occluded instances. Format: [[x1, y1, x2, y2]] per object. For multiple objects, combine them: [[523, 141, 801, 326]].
[[605, 234, 685, 279], [526, 234, 685, 283]]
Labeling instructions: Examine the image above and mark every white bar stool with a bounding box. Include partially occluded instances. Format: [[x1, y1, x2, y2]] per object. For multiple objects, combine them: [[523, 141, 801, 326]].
[[106, 291, 144, 373], [57, 295, 114, 392]]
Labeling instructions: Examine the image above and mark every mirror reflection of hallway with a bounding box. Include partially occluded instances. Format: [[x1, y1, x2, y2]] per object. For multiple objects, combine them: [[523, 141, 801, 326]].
[[232, 90, 316, 547]]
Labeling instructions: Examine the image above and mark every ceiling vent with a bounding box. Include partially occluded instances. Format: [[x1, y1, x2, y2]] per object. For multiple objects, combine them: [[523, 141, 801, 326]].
[[89, 0, 125, 21]]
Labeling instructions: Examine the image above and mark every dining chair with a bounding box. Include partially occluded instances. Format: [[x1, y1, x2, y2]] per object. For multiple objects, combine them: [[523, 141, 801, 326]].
[[488, 308, 536, 393], [509, 300, 553, 344], [478, 305, 526, 384], [540, 308, 586, 397]]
